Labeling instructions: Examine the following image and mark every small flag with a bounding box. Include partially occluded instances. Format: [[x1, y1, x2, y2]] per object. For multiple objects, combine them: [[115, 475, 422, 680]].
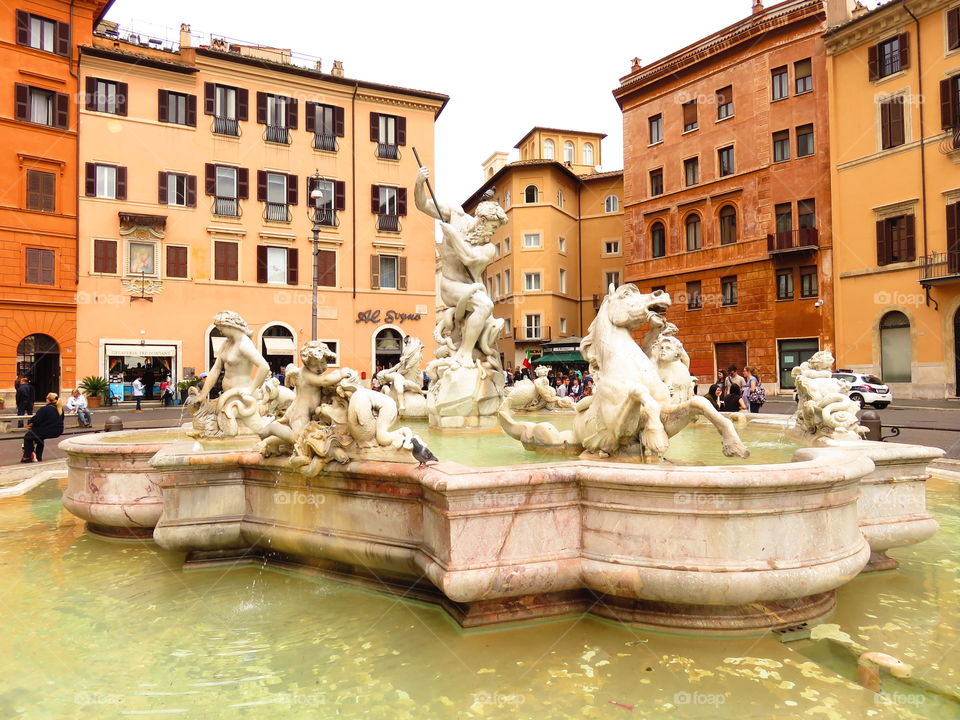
[[522, 349, 532, 369]]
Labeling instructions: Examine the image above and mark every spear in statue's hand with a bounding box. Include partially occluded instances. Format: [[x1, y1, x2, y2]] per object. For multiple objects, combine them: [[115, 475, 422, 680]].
[[412, 147, 442, 221]]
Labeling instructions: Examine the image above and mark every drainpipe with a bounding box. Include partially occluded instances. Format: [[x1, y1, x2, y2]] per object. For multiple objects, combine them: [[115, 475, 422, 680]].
[[69, 0, 79, 287], [904, 4, 930, 283], [351, 81, 359, 300], [577, 182, 583, 335]]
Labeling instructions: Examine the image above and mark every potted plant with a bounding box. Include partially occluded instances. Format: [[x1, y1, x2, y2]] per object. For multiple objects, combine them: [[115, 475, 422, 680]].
[[78, 376, 109, 408], [176, 377, 201, 405]]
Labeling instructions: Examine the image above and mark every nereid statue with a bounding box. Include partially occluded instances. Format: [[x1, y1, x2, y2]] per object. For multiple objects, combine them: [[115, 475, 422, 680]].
[[790, 350, 866, 440]]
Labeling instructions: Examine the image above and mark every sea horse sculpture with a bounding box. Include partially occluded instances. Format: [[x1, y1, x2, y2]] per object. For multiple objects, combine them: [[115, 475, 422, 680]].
[[498, 284, 749, 459]]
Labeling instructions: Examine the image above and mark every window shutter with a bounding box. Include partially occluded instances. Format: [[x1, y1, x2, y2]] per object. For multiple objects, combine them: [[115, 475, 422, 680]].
[[256, 246, 268, 284], [891, 99, 905, 146], [371, 185, 380, 214], [256, 92, 267, 124], [41, 172, 55, 212], [335, 106, 345, 136], [947, 203, 959, 255], [117, 82, 128, 116], [335, 180, 346, 211], [94, 239, 117, 273], [318, 249, 336, 287], [158, 89, 168, 123], [286, 98, 298, 130], [287, 248, 299, 285], [370, 112, 379, 142], [237, 168, 249, 199], [904, 214, 916, 262], [27, 170, 41, 210], [86, 77, 97, 110], [868, 44, 879, 81], [898, 32, 910, 71], [205, 164, 216, 196], [237, 88, 249, 121], [397, 256, 408, 291], [397, 116, 407, 145], [950, 9, 960, 51], [55, 92, 69, 128], [203, 83, 215, 115], [287, 174, 298, 205], [257, 170, 267, 202], [305, 102, 316, 133], [370, 255, 380, 290], [158, 171, 168, 204], [15, 84, 28, 121], [85, 163, 96, 196], [56, 21, 70, 56], [25, 249, 37, 284], [398, 187, 408, 216], [116, 166, 127, 200], [941, 78, 958, 130], [16, 10, 29, 46], [876, 220, 889, 266], [186, 175, 197, 207], [186, 94, 197, 126], [880, 100, 891, 148]]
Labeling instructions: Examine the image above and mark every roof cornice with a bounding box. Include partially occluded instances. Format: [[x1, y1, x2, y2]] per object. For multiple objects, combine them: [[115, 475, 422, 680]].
[[823, 0, 948, 55]]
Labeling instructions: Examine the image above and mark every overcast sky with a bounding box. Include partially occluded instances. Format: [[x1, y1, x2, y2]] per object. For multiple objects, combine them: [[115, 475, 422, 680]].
[[103, 1, 817, 204]]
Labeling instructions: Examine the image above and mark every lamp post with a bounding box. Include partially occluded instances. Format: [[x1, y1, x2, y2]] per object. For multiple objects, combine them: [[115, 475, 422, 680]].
[[308, 171, 326, 342]]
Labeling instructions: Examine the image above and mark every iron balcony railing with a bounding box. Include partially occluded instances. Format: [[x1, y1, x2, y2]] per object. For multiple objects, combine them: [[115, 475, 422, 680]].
[[376, 214, 401, 232], [264, 202, 290, 222], [314, 209, 338, 227], [313, 134, 338, 152], [376, 143, 400, 160], [213, 197, 240, 217], [264, 125, 290, 144], [767, 227, 819, 253], [920, 251, 960, 283], [213, 116, 240, 137]]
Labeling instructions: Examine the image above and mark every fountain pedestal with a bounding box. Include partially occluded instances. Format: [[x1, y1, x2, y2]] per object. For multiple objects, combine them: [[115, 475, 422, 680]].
[[427, 366, 503, 429]]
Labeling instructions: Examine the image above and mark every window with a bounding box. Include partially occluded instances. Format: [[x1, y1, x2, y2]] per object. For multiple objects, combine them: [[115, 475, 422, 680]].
[[524, 272, 542, 291], [583, 143, 594, 165], [651, 222, 666, 258], [776, 203, 793, 239], [373, 185, 406, 232], [259, 172, 296, 222], [159, 172, 196, 207], [371, 112, 405, 159], [605, 195, 620, 213], [719, 205, 737, 245], [504, 190, 511, 208], [877, 215, 916, 265], [799, 199, 816, 230], [524, 185, 539, 203], [525, 314, 542, 340], [605, 271, 621, 288], [93, 239, 117, 274], [523, 233, 542, 248], [85, 78, 127, 116], [721, 276, 738, 306], [800, 266, 818, 298], [558, 236, 567, 252], [25, 248, 54, 285], [652, 285, 666, 294], [258, 93, 296, 144], [777, 270, 794, 300], [718, 146, 735, 177], [557, 190, 565, 208], [158, 90, 196, 126], [649, 114, 663, 144], [560, 318, 568, 335], [166, 246, 188, 278], [650, 168, 663, 196], [257, 246, 298, 285], [85, 163, 126, 200], [950, 7, 959, 51], [683, 157, 699, 186], [16, 11, 68, 55], [15, 85, 68, 129], [604, 240, 621, 255], [214, 241, 238, 281], [495, 274, 501, 297], [880, 95, 906, 149], [794, 59, 813, 94], [503, 318, 512, 336], [563, 141, 574, 163], [870, 34, 909, 80], [543, 139, 555, 160], [559, 268, 567, 293], [716, 85, 733, 119], [308, 103, 344, 151], [370, 254, 407, 290], [682, 100, 698, 132], [685, 214, 702, 251], [772, 66, 789, 101], [796, 124, 815, 157], [26, 170, 55, 212], [503, 237, 511, 253], [205, 164, 248, 217], [317, 249, 337, 287], [503, 268, 511, 293], [686, 281, 702, 310], [942, 75, 960, 149], [204, 83, 247, 136], [308, 177, 345, 227], [773, 130, 790, 162]]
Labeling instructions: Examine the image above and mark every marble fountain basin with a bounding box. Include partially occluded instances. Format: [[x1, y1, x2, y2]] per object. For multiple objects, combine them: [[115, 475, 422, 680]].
[[58, 416, 943, 632]]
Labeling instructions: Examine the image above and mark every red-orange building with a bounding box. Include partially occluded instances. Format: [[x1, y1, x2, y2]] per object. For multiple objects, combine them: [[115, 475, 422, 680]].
[[614, 0, 838, 391], [0, 0, 113, 403]]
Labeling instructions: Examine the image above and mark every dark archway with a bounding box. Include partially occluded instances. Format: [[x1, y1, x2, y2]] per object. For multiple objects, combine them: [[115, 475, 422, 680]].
[[880, 311, 911, 383], [374, 328, 403, 373], [16, 334, 60, 398]]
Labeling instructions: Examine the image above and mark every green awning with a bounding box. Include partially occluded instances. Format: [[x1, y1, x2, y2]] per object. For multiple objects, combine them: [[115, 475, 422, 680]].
[[534, 352, 585, 365]]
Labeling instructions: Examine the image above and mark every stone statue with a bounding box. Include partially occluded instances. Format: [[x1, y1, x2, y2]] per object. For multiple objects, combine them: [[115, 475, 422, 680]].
[[506, 365, 575, 412], [257, 376, 294, 418], [790, 350, 866, 440], [415, 167, 508, 428], [375, 335, 426, 418], [498, 285, 750, 459], [189, 311, 270, 438]]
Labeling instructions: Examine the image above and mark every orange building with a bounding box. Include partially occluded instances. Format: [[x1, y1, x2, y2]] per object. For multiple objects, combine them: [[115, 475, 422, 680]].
[[464, 128, 624, 369], [0, 0, 113, 404], [614, 0, 840, 391]]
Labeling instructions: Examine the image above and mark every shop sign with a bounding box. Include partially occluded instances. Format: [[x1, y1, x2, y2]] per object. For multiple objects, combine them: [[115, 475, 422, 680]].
[[356, 309, 422, 324]]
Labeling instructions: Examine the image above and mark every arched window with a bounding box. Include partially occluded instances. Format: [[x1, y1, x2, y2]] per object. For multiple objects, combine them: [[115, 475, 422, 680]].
[[880, 311, 911, 382], [524, 185, 539, 203], [604, 195, 619, 213], [374, 327, 404, 372], [719, 205, 737, 245], [543, 139, 555, 160], [651, 222, 666, 258], [563, 141, 574, 163], [685, 213, 702, 251], [583, 143, 594, 166]]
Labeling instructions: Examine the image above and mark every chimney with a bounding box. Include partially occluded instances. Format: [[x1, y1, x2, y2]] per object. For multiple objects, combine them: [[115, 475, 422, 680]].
[[179, 23, 191, 49], [630, 57, 642, 72], [752, 0, 763, 15], [825, 0, 858, 27], [331, 60, 344, 78]]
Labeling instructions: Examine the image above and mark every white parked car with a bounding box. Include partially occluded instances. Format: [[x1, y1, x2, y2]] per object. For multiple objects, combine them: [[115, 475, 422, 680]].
[[831, 372, 892, 409]]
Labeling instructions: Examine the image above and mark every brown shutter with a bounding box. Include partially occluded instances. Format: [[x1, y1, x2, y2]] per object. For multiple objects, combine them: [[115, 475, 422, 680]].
[[94, 239, 117, 273], [868, 44, 879, 81], [286, 98, 298, 129], [158, 89, 168, 123], [116, 166, 127, 200], [950, 8, 960, 51], [186, 175, 197, 207], [891, 98, 905, 147], [898, 32, 910, 71], [41, 172, 55, 212], [904, 214, 916, 262], [256, 92, 267, 124], [370, 112, 379, 141], [158, 171, 168, 204], [287, 174, 298, 205], [85, 77, 97, 110], [682, 100, 697, 127], [370, 255, 380, 289], [166, 246, 187, 278], [287, 248, 299, 285], [305, 102, 316, 133], [335, 106, 345, 136], [237, 168, 249, 199], [237, 88, 249, 121], [26, 170, 41, 210], [15, 84, 28, 121], [317, 249, 336, 287], [56, 21, 70, 56], [205, 164, 216, 195], [186, 94, 197, 126], [335, 180, 345, 211], [203, 82, 215, 115], [371, 185, 380, 214], [397, 116, 406, 145], [25, 249, 38, 284], [876, 220, 889, 266], [256, 170, 267, 202], [16, 10, 29, 46], [55, 92, 69, 128], [942, 78, 958, 130], [880, 100, 891, 148], [397, 256, 407, 291], [256, 246, 268, 283], [947, 203, 959, 255], [85, 163, 96, 196], [116, 82, 128, 116], [398, 187, 408, 216]]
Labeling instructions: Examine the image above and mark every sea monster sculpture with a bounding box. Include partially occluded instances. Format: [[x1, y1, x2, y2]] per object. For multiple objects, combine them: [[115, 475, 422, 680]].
[[506, 364, 575, 412], [790, 350, 866, 440]]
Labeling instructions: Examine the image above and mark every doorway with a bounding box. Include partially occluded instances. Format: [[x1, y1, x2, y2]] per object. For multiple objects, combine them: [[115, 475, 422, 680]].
[[880, 311, 911, 382], [16, 334, 60, 398], [374, 327, 403, 374], [714, 342, 747, 378], [778, 338, 819, 389]]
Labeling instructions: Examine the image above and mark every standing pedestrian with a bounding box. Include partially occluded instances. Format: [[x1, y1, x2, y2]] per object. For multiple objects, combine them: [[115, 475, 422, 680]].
[[743, 366, 765, 413], [65, 389, 92, 427], [723, 365, 746, 398], [15, 376, 35, 428], [21, 393, 64, 462], [132, 376, 145, 411]]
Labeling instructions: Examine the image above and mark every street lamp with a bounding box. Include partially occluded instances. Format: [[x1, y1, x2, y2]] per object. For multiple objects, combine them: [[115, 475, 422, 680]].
[[308, 170, 326, 342]]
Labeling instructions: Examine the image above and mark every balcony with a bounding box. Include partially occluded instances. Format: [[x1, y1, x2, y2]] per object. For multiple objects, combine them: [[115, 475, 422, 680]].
[[264, 202, 290, 222], [768, 227, 819, 254], [920, 251, 960, 285], [315, 209, 338, 228], [213, 116, 240, 137], [377, 214, 401, 233], [313, 133, 338, 152], [213, 197, 240, 217], [376, 143, 400, 160], [264, 125, 290, 144], [939, 126, 960, 155]]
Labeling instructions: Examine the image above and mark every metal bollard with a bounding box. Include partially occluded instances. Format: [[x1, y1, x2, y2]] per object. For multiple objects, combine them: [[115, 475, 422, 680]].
[[858, 408, 881, 442], [104, 415, 123, 433]]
